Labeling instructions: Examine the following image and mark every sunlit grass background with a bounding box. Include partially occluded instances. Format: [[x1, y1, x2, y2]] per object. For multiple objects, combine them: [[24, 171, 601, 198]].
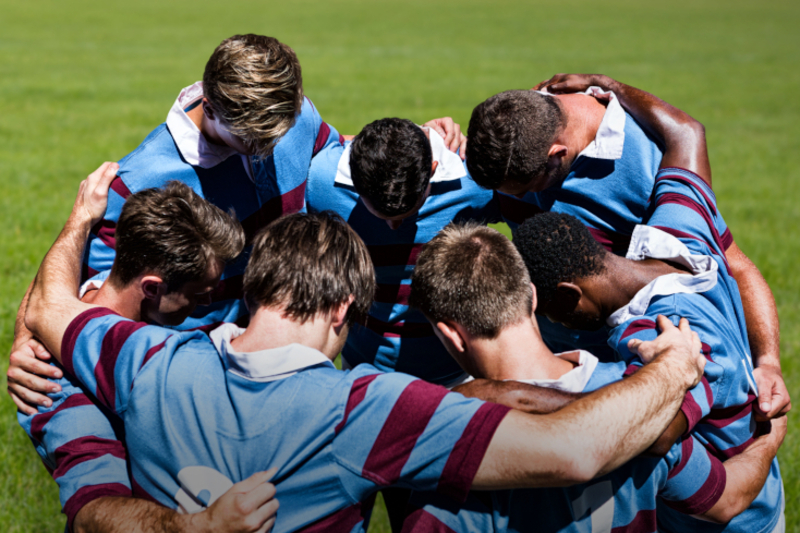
[[1, 0, 798, 530]]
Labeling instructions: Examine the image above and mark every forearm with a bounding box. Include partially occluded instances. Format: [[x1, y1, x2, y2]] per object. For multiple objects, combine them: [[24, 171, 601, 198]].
[[14, 281, 35, 345], [25, 212, 95, 362], [599, 77, 710, 179], [75, 497, 198, 533], [453, 379, 583, 414], [727, 243, 780, 367]]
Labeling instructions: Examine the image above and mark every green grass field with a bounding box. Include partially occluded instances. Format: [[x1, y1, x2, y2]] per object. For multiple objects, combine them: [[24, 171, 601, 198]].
[[1, 0, 798, 530]]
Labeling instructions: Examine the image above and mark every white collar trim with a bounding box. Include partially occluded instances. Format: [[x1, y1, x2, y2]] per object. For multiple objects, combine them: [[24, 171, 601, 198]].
[[606, 225, 719, 327], [334, 127, 467, 187], [513, 350, 598, 393], [165, 81, 244, 171], [210, 323, 335, 382]]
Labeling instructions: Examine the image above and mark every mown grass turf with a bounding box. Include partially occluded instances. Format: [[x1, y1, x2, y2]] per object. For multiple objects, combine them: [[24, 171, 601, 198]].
[[1, 0, 798, 530]]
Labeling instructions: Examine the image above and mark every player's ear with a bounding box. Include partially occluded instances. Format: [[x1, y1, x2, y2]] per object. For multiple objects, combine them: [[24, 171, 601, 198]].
[[202, 98, 216, 120], [332, 295, 355, 331], [530, 282, 538, 315], [547, 143, 568, 160], [141, 276, 167, 301], [555, 281, 582, 310], [435, 320, 466, 353], [430, 160, 439, 177]]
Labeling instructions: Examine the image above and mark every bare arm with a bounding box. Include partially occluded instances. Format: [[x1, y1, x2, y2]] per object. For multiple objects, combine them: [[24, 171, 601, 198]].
[[24, 163, 118, 363], [700, 416, 786, 523], [472, 316, 705, 489], [75, 470, 279, 533], [535, 74, 710, 180]]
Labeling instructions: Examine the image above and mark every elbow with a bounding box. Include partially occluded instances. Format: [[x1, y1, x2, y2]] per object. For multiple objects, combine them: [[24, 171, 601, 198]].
[[23, 299, 40, 337]]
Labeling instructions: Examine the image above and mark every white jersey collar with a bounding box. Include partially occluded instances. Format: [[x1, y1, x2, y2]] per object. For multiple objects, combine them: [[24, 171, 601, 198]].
[[535, 86, 626, 161], [514, 350, 598, 394], [334, 127, 467, 187], [210, 323, 335, 382], [165, 81, 244, 170], [606, 225, 719, 327]]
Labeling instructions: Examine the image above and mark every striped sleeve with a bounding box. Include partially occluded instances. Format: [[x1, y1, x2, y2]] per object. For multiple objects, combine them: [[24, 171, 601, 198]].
[[659, 435, 726, 515], [17, 372, 131, 529], [83, 175, 131, 281], [402, 491, 494, 533], [648, 168, 733, 259], [60, 307, 180, 415], [614, 315, 715, 434], [333, 372, 510, 503]]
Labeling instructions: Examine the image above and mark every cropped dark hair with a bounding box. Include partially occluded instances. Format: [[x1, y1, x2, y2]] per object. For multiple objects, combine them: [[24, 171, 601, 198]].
[[410, 223, 533, 338], [466, 90, 565, 190], [513, 212, 607, 307], [203, 34, 303, 159], [243, 212, 375, 325], [110, 181, 245, 292], [349, 118, 432, 218]]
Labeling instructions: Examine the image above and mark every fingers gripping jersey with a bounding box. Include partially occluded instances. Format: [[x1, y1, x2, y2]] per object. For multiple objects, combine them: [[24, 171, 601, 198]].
[[60, 308, 510, 533], [83, 88, 325, 330], [305, 130, 502, 384], [403, 360, 727, 533], [17, 371, 131, 529], [608, 168, 783, 533]]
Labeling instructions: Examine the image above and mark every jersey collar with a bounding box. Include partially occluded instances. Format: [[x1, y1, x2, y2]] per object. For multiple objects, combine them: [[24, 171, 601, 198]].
[[606, 225, 719, 327], [515, 350, 598, 393], [210, 323, 335, 382], [333, 127, 467, 187], [165, 81, 242, 170]]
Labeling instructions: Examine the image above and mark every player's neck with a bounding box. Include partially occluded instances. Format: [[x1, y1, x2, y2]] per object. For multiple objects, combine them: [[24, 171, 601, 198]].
[[92, 279, 144, 322], [556, 94, 607, 159], [472, 317, 575, 382], [232, 306, 339, 360], [186, 102, 225, 147], [601, 255, 687, 318]]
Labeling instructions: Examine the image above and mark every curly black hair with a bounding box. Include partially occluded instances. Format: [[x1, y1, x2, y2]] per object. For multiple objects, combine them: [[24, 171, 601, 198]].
[[350, 118, 432, 218], [513, 212, 607, 306]]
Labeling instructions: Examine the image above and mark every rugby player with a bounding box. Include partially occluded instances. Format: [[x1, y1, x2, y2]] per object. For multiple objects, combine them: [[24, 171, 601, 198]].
[[18, 169, 280, 532], [404, 222, 785, 531], [466, 74, 789, 420], [23, 163, 706, 532]]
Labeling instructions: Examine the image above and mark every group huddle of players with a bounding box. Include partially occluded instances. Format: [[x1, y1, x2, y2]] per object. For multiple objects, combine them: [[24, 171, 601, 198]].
[[7, 34, 791, 533]]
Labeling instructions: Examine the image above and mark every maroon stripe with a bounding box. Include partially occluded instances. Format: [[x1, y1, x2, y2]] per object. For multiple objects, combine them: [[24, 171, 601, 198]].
[[239, 182, 307, 243], [365, 316, 434, 339], [298, 493, 376, 532], [61, 307, 118, 378], [374, 284, 412, 306], [362, 380, 450, 485], [668, 436, 693, 480], [438, 403, 512, 503], [94, 320, 148, 409], [704, 393, 757, 428], [655, 170, 716, 215], [110, 176, 132, 199], [611, 509, 656, 533], [30, 393, 95, 442], [140, 339, 168, 371], [709, 436, 757, 461], [623, 363, 641, 377], [81, 263, 99, 282], [335, 374, 379, 434], [700, 376, 714, 409], [655, 193, 726, 251], [53, 436, 127, 480], [700, 342, 714, 362], [367, 243, 424, 268], [664, 449, 726, 515], [401, 506, 458, 533], [130, 476, 162, 505], [680, 393, 703, 434], [586, 226, 632, 253], [313, 122, 332, 156], [187, 322, 224, 335], [498, 193, 543, 225], [210, 274, 244, 303], [621, 319, 656, 340], [63, 483, 133, 530], [721, 228, 733, 250], [652, 225, 732, 275], [339, 133, 345, 145], [91, 219, 117, 249]]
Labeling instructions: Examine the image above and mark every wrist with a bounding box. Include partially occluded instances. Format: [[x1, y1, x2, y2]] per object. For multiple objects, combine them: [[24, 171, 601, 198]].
[[754, 353, 781, 370]]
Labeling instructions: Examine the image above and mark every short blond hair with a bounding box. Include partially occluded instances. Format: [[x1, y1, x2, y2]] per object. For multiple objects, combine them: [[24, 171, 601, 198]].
[[203, 34, 303, 159]]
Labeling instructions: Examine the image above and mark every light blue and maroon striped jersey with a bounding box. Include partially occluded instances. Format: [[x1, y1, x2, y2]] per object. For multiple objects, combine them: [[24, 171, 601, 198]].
[[610, 168, 783, 533], [17, 370, 131, 529], [83, 93, 326, 330], [58, 308, 510, 532], [305, 130, 502, 384], [403, 360, 727, 533]]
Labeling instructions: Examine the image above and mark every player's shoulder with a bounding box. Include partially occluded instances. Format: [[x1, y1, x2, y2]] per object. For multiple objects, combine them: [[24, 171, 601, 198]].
[[116, 123, 192, 191]]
